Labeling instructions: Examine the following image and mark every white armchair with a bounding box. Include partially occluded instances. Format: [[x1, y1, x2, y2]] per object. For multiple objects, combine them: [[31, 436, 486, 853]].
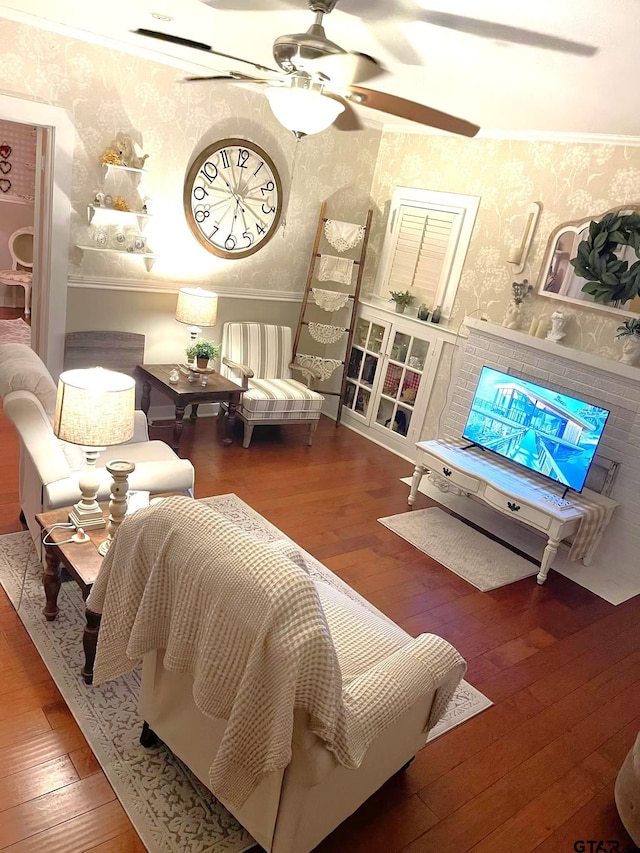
[[219, 323, 324, 448], [0, 343, 194, 552]]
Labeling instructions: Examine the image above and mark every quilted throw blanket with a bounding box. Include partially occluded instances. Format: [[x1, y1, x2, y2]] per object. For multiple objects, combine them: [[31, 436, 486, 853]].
[[87, 496, 465, 810], [88, 496, 344, 808]]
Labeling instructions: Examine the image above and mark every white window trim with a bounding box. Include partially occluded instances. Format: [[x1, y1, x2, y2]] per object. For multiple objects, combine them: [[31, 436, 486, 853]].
[[375, 186, 480, 320]]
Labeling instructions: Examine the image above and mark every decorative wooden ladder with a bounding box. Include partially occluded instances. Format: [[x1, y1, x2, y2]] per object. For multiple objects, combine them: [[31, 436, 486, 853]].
[[291, 201, 373, 425]]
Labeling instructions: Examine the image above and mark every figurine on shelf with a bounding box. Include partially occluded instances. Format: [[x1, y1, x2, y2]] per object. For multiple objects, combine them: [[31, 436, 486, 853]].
[[502, 300, 522, 330], [113, 195, 130, 211], [546, 310, 568, 343], [111, 133, 148, 170]]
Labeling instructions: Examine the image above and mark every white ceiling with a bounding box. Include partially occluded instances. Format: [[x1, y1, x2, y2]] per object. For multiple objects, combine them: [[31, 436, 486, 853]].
[[1, 0, 639, 139]]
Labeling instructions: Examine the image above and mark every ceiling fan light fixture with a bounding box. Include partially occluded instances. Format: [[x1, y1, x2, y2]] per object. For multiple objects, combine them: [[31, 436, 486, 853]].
[[265, 83, 344, 138]]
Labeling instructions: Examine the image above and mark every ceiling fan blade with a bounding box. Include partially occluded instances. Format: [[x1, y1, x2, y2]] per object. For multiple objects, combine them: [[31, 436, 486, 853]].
[[423, 13, 597, 57], [133, 28, 282, 75], [184, 70, 267, 83], [309, 51, 384, 85], [346, 86, 479, 137]]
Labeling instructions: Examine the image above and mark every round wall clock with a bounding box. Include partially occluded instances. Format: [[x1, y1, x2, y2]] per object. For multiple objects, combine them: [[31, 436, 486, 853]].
[[184, 138, 283, 260]]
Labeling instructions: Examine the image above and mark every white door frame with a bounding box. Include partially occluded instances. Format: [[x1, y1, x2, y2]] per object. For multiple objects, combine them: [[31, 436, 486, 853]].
[[0, 94, 74, 378]]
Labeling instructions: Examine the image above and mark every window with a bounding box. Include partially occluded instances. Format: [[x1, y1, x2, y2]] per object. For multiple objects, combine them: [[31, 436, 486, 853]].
[[375, 186, 480, 319]]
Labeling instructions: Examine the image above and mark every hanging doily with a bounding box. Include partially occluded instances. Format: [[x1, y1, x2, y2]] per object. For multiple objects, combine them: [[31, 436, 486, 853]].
[[307, 322, 346, 344], [294, 354, 343, 382], [317, 254, 354, 285], [323, 219, 365, 253], [311, 288, 350, 312]]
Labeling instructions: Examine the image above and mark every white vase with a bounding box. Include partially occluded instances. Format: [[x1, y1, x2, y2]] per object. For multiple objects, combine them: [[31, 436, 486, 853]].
[[620, 335, 640, 366], [394, 303, 405, 314]]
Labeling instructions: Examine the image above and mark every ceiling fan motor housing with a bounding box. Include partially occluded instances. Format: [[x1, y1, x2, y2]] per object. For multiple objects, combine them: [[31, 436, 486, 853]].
[[273, 23, 344, 73]]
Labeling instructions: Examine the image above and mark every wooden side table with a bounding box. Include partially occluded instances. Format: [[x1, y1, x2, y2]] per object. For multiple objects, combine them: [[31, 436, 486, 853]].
[[136, 363, 242, 451], [36, 506, 107, 684]]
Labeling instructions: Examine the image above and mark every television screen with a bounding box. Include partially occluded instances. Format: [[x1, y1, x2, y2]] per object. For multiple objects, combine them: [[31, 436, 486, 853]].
[[462, 367, 610, 492]]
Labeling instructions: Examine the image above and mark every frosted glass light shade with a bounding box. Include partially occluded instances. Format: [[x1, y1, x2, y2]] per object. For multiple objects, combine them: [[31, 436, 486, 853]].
[[54, 367, 135, 447], [265, 87, 345, 136], [175, 287, 218, 327]]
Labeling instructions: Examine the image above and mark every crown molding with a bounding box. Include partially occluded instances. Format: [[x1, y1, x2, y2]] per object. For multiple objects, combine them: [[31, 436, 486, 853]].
[[68, 275, 303, 301], [380, 122, 640, 148]]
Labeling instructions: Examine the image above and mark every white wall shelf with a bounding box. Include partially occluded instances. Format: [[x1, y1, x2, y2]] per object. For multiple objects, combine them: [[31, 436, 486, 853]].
[[86, 203, 151, 230], [75, 244, 158, 272], [101, 163, 147, 180]]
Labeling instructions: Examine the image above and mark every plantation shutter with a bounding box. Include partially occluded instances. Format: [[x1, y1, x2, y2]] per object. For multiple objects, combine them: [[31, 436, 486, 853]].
[[387, 204, 462, 307]]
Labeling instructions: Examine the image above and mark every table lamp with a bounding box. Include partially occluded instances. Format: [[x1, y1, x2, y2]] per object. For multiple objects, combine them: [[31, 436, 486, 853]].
[[53, 367, 135, 531], [175, 287, 218, 345]]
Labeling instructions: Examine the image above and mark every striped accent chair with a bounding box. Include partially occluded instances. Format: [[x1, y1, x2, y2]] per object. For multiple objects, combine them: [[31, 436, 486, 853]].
[[220, 323, 324, 448]]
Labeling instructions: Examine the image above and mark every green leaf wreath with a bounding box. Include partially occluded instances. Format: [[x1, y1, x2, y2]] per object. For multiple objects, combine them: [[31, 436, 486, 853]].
[[569, 211, 640, 305]]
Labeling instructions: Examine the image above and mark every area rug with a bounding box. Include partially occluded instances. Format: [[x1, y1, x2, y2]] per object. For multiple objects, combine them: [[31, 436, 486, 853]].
[[0, 494, 491, 852], [378, 506, 539, 591], [0, 316, 30, 344]]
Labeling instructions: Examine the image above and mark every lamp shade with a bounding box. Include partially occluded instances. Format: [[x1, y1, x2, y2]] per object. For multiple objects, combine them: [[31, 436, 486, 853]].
[[175, 287, 218, 327], [54, 367, 135, 447], [265, 87, 345, 137]]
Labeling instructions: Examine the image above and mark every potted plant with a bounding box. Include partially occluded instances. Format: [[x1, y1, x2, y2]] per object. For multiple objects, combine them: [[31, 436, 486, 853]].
[[615, 317, 640, 366], [185, 339, 220, 369], [389, 289, 415, 314]]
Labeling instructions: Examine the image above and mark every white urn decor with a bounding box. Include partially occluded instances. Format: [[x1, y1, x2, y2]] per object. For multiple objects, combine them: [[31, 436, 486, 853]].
[[616, 319, 640, 366]]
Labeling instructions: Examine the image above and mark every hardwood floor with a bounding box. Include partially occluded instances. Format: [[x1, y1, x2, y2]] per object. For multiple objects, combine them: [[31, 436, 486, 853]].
[[0, 357, 638, 850]]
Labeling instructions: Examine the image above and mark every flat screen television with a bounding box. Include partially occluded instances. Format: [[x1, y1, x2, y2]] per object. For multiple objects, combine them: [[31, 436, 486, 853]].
[[461, 366, 610, 492]]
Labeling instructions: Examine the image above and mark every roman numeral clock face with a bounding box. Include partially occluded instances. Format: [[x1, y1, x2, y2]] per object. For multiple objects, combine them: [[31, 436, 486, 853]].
[[184, 138, 283, 259]]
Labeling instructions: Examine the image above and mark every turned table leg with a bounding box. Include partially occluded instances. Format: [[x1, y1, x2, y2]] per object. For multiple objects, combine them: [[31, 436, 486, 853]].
[[537, 536, 560, 585], [408, 464, 427, 506], [172, 405, 186, 451], [42, 548, 61, 621], [224, 392, 241, 446], [82, 607, 102, 685]]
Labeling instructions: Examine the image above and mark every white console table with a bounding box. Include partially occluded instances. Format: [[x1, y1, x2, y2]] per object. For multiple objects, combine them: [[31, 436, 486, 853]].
[[409, 440, 618, 585]]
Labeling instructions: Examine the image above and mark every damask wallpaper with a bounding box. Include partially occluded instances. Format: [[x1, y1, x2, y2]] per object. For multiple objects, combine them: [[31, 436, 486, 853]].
[[0, 19, 381, 298], [364, 133, 640, 361]]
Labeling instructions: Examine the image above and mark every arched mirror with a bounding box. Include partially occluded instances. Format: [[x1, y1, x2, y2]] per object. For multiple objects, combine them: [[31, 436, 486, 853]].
[[537, 206, 640, 317]]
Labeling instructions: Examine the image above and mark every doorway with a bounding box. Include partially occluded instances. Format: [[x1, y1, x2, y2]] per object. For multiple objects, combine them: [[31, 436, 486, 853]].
[[0, 94, 74, 378]]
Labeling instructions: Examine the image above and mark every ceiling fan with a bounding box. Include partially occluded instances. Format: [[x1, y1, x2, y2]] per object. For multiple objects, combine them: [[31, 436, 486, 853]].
[[134, 0, 481, 138]]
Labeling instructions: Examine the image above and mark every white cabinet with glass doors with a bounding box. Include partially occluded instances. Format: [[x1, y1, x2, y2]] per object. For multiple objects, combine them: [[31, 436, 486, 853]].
[[341, 306, 444, 455]]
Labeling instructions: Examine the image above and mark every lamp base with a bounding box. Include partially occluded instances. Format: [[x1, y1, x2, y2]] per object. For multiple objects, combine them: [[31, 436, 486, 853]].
[[69, 501, 106, 531], [97, 537, 111, 557]]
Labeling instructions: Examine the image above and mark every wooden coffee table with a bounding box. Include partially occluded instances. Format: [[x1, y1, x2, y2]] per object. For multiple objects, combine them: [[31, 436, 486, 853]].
[[136, 363, 242, 451], [36, 505, 109, 684]]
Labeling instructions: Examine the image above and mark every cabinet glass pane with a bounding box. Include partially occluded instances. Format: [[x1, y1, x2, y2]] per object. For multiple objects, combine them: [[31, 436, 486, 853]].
[[376, 397, 394, 427], [354, 319, 369, 348], [408, 339, 429, 371], [395, 405, 412, 436], [344, 381, 356, 410], [382, 363, 402, 398], [347, 348, 363, 380], [355, 387, 370, 416], [389, 332, 410, 363], [399, 370, 421, 407], [368, 323, 385, 354], [361, 353, 378, 387]]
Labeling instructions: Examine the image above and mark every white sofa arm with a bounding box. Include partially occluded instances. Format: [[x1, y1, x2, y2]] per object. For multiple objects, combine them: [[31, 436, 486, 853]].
[[340, 633, 466, 766], [4, 391, 70, 486]]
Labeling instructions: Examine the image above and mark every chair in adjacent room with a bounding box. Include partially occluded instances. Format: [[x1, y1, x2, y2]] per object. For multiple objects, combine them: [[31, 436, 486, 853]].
[[219, 322, 324, 448], [0, 226, 34, 317]]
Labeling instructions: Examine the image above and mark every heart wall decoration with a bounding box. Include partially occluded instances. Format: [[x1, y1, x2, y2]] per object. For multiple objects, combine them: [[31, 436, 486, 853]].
[[0, 161, 12, 175], [0, 144, 12, 159], [0, 179, 11, 193]]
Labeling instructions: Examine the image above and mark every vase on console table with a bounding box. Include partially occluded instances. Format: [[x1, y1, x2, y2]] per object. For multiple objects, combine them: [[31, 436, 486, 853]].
[[620, 336, 640, 366]]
